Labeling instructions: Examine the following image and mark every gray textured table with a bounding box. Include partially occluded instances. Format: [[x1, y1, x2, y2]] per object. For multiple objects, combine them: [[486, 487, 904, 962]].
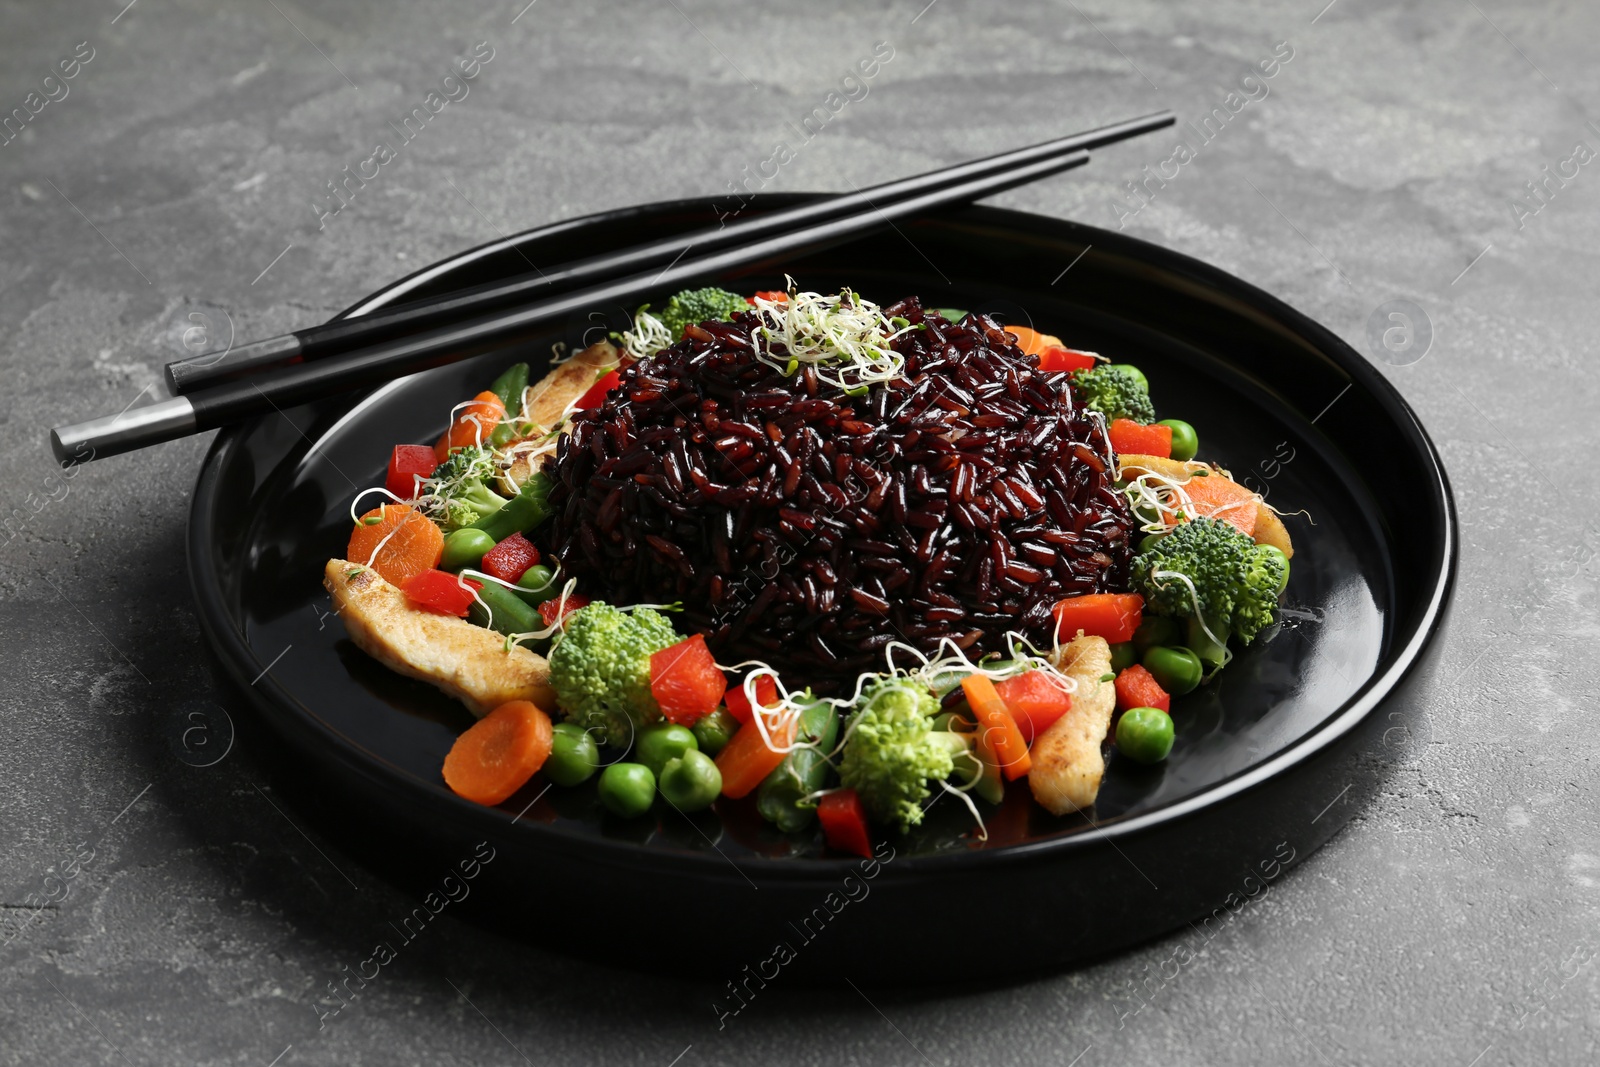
[[2, 1, 1595, 1064]]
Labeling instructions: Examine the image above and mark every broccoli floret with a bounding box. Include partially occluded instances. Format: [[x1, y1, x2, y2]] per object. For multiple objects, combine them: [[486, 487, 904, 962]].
[[1071, 365, 1155, 423], [1131, 517, 1287, 650], [547, 602, 681, 745], [429, 445, 508, 528], [839, 676, 954, 832], [654, 287, 749, 340]]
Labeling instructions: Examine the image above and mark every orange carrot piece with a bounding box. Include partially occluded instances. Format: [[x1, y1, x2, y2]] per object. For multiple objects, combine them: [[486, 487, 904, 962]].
[[962, 675, 1032, 780], [1179, 473, 1258, 537], [347, 503, 445, 587], [715, 709, 798, 799], [442, 700, 553, 806], [1003, 324, 1051, 356], [434, 390, 507, 462]]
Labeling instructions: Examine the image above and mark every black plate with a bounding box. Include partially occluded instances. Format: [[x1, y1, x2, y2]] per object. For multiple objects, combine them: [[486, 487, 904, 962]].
[[188, 196, 1455, 982]]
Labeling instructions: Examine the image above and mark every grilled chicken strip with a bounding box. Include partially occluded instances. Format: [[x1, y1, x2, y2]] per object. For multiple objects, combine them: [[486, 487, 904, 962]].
[[498, 341, 623, 494], [323, 559, 554, 717], [1028, 634, 1117, 815]]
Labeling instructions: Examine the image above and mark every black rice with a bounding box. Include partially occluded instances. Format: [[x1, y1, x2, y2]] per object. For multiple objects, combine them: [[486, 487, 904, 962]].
[[539, 297, 1135, 689]]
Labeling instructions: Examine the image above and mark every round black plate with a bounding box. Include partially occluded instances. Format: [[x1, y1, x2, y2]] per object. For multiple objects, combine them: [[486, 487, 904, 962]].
[[188, 196, 1455, 982]]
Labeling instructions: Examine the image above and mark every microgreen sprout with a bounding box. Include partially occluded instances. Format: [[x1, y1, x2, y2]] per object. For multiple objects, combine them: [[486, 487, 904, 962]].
[[747, 281, 915, 391]]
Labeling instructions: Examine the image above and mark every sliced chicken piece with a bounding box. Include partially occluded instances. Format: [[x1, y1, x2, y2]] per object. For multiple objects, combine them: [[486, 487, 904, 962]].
[[324, 559, 554, 717], [498, 341, 622, 492], [1029, 635, 1117, 815], [524, 340, 621, 433]]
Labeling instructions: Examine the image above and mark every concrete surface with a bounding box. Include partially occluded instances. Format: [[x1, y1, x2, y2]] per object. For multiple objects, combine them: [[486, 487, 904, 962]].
[[1, 0, 1596, 1064]]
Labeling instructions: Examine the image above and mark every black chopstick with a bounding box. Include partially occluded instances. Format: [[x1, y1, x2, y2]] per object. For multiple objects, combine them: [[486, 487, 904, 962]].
[[163, 111, 1174, 394], [53, 149, 1096, 464]]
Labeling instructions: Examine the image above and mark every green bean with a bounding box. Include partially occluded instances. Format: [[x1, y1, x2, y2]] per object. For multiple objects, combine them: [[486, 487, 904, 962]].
[[755, 695, 840, 832], [470, 471, 552, 541], [467, 579, 542, 637]]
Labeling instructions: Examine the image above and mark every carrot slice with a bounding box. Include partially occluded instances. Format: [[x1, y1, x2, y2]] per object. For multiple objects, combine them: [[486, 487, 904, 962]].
[[715, 708, 798, 798], [442, 700, 554, 805], [1051, 592, 1144, 644], [434, 390, 507, 462], [347, 504, 444, 587], [1003, 325, 1053, 356], [961, 675, 1031, 780], [1178, 473, 1258, 537]]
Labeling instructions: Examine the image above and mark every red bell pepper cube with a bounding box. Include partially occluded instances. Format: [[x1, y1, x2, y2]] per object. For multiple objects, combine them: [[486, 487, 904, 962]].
[[386, 444, 438, 500], [649, 634, 728, 726], [1108, 418, 1173, 459], [1052, 593, 1144, 644], [400, 569, 481, 617], [721, 674, 779, 725], [748, 290, 789, 304], [479, 532, 540, 584], [1037, 346, 1099, 373], [537, 592, 591, 629], [992, 670, 1074, 745], [1114, 664, 1171, 714], [573, 369, 622, 411], [817, 788, 873, 858]]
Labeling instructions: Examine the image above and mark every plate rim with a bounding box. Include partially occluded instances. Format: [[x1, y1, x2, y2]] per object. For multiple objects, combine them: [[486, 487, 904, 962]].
[[187, 194, 1458, 873]]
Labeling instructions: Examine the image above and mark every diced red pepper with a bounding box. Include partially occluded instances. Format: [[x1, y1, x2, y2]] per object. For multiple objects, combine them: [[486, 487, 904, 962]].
[[400, 569, 481, 617], [1037, 346, 1099, 373], [573, 370, 622, 411], [817, 789, 873, 858], [721, 675, 778, 725], [537, 592, 591, 629], [1052, 593, 1145, 644], [480, 532, 540, 584], [992, 670, 1074, 745], [649, 634, 728, 726], [385, 444, 438, 500], [1108, 418, 1173, 459], [1114, 664, 1171, 714], [748, 291, 788, 304]]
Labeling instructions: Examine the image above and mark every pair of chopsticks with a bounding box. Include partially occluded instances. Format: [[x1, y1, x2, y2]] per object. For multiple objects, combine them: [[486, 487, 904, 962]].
[[51, 111, 1173, 465]]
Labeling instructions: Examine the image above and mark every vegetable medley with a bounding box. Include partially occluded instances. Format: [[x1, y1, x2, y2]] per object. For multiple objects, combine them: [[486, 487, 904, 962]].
[[323, 284, 1296, 856]]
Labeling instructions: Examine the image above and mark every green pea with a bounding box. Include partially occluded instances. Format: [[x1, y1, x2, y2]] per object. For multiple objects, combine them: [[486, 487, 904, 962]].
[[1257, 545, 1291, 593], [516, 564, 556, 601], [597, 762, 655, 818], [1109, 641, 1138, 673], [1142, 645, 1203, 696], [1156, 419, 1198, 462], [658, 749, 722, 811], [1116, 707, 1174, 764], [440, 528, 496, 572], [691, 709, 739, 757], [1132, 615, 1180, 653], [636, 723, 697, 775], [1108, 363, 1149, 392], [546, 723, 601, 786]]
